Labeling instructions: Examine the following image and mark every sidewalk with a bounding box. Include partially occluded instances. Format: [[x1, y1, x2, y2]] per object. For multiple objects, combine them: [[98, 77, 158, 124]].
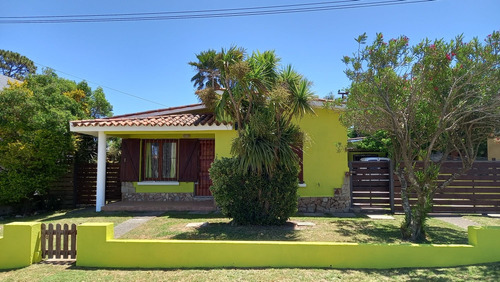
[[431, 215, 480, 229], [113, 211, 164, 238]]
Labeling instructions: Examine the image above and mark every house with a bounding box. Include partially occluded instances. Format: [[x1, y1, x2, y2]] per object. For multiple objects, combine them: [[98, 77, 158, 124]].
[[69, 100, 349, 212], [488, 136, 500, 161], [0, 74, 20, 90]]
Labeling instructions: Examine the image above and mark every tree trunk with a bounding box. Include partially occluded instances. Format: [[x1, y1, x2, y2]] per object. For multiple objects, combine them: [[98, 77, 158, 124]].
[[395, 170, 412, 239]]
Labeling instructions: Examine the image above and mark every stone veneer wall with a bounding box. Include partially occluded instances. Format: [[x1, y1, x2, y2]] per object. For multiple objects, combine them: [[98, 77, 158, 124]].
[[297, 176, 351, 213], [122, 192, 194, 202], [121, 177, 351, 212], [121, 182, 194, 202]]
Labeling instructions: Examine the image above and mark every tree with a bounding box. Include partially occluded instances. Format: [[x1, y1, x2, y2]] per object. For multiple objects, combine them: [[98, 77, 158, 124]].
[[190, 47, 315, 224], [73, 81, 114, 163], [0, 50, 37, 80], [0, 69, 113, 212], [188, 49, 221, 90], [341, 32, 500, 241], [348, 129, 392, 154]]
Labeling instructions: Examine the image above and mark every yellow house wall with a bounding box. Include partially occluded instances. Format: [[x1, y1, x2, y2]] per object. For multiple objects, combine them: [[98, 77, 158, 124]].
[[488, 138, 500, 161], [297, 108, 348, 197], [214, 130, 236, 158], [76, 223, 500, 269]]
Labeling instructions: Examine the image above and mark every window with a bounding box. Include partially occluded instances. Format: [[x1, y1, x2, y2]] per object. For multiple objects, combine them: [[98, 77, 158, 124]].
[[143, 139, 178, 181]]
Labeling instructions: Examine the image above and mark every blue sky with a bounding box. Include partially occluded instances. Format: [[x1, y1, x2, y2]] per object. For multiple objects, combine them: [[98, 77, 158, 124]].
[[2, 0, 499, 116]]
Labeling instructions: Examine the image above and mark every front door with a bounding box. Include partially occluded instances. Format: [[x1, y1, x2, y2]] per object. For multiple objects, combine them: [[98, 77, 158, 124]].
[[196, 140, 215, 196]]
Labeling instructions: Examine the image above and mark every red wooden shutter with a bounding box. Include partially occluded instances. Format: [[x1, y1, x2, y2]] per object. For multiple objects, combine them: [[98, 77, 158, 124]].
[[178, 139, 200, 182], [293, 145, 304, 183], [120, 139, 141, 182]]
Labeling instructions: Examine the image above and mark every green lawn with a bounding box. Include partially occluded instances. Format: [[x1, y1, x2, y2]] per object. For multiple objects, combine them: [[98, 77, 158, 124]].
[[1, 262, 499, 281], [122, 213, 469, 244], [0, 208, 134, 237]]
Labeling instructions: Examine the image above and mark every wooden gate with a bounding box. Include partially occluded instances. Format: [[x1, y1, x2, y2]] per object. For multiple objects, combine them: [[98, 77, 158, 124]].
[[394, 161, 500, 213], [41, 223, 77, 260], [196, 140, 215, 196], [350, 161, 393, 213]]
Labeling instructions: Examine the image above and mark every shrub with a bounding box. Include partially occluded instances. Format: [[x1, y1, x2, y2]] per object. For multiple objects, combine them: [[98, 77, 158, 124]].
[[209, 157, 299, 225]]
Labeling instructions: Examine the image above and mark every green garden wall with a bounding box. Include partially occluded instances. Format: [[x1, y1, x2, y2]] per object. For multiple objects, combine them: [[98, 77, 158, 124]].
[[133, 182, 194, 193], [76, 223, 500, 269], [2, 222, 499, 270], [0, 222, 41, 269]]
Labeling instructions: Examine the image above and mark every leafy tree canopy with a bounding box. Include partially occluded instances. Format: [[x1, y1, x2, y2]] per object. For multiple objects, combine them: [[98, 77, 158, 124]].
[[341, 31, 500, 241], [348, 129, 391, 154], [0, 49, 37, 80], [0, 68, 113, 211]]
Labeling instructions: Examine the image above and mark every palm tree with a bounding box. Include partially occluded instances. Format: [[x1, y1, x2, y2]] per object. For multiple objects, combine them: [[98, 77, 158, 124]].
[[191, 47, 315, 174], [188, 49, 220, 90]]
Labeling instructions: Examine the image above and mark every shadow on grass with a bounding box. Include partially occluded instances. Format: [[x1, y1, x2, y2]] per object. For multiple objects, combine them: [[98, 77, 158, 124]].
[[426, 225, 468, 245], [172, 222, 300, 241], [358, 262, 500, 280], [332, 219, 468, 244], [160, 212, 227, 220], [333, 220, 402, 243], [0, 208, 139, 225]]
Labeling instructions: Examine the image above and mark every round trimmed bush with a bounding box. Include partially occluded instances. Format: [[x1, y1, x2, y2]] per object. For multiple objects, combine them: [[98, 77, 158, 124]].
[[209, 157, 299, 225]]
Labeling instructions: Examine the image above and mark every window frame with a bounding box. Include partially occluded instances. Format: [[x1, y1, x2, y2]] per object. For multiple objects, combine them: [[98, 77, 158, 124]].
[[142, 139, 179, 181]]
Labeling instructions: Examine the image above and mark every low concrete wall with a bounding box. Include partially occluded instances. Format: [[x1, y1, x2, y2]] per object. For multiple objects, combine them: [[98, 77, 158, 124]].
[[77, 223, 500, 269], [0, 222, 41, 269]]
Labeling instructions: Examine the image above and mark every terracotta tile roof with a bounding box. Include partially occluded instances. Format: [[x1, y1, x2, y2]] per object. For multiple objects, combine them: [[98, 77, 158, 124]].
[[70, 98, 338, 129], [71, 113, 226, 128]]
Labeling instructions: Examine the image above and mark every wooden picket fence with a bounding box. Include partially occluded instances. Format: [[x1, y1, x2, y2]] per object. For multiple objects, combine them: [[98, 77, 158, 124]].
[[41, 223, 77, 260]]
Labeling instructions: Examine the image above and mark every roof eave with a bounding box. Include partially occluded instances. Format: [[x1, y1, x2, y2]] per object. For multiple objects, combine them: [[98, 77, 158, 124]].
[[69, 123, 233, 136]]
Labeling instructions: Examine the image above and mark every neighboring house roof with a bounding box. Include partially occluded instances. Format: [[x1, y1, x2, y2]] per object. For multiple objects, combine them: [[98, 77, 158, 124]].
[[109, 103, 206, 119], [0, 74, 21, 90]]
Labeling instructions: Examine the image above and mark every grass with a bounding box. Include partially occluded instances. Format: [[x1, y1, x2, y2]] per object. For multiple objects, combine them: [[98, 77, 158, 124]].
[[0, 208, 134, 237], [0, 262, 499, 281], [123, 213, 469, 245]]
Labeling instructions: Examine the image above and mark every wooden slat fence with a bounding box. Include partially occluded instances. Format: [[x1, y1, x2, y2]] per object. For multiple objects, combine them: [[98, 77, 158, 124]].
[[41, 223, 77, 260], [76, 163, 121, 205], [350, 161, 393, 213], [394, 161, 500, 213], [48, 166, 75, 208]]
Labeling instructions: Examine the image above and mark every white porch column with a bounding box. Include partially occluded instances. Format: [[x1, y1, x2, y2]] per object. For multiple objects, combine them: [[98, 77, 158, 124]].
[[96, 131, 107, 212]]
